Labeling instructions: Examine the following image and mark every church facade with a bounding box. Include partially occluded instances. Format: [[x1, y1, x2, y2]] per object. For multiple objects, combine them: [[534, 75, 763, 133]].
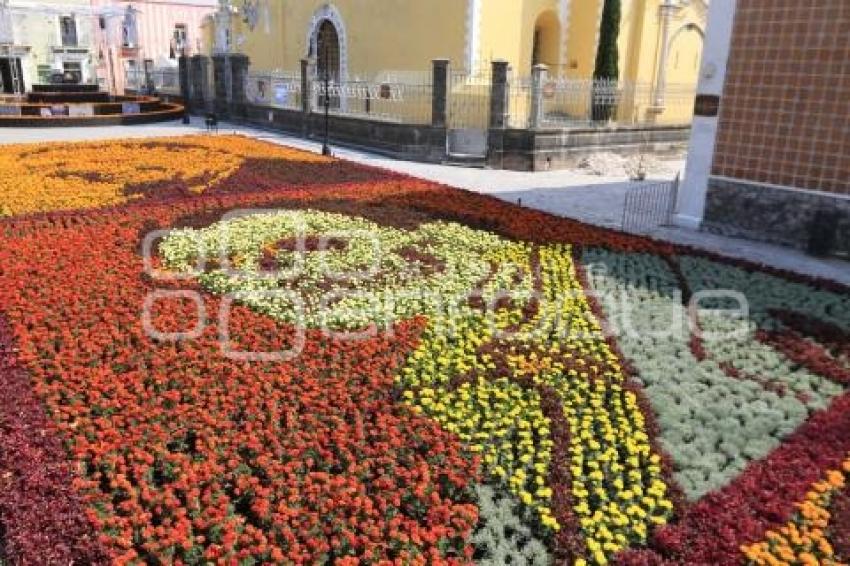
[[213, 0, 706, 93]]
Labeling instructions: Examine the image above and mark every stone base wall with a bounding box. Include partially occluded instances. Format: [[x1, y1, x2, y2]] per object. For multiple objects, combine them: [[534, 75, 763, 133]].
[[703, 177, 850, 256], [242, 104, 448, 163], [488, 125, 691, 171], [233, 104, 691, 172]]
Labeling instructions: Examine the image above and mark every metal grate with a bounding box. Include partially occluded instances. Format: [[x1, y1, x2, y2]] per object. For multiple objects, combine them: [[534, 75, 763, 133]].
[[621, 174, 680, 233], [446, 70, 492, 157], [541, 79, 697, 128]]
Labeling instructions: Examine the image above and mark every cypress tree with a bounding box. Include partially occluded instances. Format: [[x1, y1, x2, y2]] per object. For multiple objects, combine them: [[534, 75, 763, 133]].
[[592, 0, 621, 121], [594, 0, 621, 80]]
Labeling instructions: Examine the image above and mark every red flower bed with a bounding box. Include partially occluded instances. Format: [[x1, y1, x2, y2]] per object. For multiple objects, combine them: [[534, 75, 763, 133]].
[[0, 190, 480, 564]]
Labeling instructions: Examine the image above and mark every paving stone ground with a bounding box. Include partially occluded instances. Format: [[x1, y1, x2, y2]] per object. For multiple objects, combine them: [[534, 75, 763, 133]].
[[1, 117, 847, 286]]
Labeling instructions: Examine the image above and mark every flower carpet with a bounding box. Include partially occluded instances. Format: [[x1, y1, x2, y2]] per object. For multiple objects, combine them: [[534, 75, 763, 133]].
[[0, 135, 847, 565]]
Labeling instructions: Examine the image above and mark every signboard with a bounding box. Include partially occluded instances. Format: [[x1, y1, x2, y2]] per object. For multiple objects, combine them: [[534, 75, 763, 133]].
[[0, 104, 20, 116], [50, 104, 69, 116], [543, 82, 556, 99], [694, 94, 721, 118], [122, 102, 141, 115], [68, 104, 95, 117], [273, 84, 288, 106]]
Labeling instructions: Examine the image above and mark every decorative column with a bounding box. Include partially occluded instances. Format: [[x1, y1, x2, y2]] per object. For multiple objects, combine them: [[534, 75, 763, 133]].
[[300, 58, 313, 113], [465, 0, 482, 72], [0, 0, 13, 46], [674, 0, 738, 229], [489, 60, 510, 129], [529, 64, 548, 129], [229, 54, 250, 117], [214, 0, 232, 54], [654, 0, 678, 108], [431, 59, 449, 128], [486, 60, 511, 169], [143, 63, 153, 93], [300, 58, 313, 137], [178, 54, 191, 122], [190, 55, 210, 113], [212, 54, 228, 116], [558, 0, 572, 73]]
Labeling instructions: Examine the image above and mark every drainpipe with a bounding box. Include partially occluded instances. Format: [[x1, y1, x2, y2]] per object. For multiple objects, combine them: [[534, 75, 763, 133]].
[[654, 0, 677, 109]]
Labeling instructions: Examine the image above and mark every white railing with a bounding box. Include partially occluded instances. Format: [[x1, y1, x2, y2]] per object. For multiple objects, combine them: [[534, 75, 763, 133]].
[[235, 64, 699, 131], [125, 68, 180, 95], [125, 68, 144, 91], [312, 71, 433, 125], [244, 71, 301, 110], [152, 68, 180, 94], [246, 70, 434, 123], [538, 78, 696, 128]]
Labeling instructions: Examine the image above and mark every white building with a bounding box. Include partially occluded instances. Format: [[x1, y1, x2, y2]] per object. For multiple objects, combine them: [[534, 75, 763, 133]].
[[0, 0, 113, 93]]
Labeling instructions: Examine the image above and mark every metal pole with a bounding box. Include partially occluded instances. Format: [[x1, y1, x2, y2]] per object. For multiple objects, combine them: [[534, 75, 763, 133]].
[[322, 68, 331, 156], [622, 191, 630, 231], [181, 47, 191, 124], [320, 35, 331, 157]]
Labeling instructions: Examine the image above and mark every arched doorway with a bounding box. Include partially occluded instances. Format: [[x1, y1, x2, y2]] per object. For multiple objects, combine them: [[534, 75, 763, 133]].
[[657, 22, 704, 121], [666, 23, 704, 83], [314, 20, 340, 109], [316, 20, 340, 83], [531, 10, 560, 73], [306, 4, 348, 110]]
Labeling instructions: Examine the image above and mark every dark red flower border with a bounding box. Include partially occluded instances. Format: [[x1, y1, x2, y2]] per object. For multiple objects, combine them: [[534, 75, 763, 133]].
[[831, 483, 850, 562], [0, 317, 109, 565]]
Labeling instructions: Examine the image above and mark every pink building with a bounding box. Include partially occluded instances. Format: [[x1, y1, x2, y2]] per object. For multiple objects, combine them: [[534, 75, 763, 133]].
[[91, 0, 215, 94]]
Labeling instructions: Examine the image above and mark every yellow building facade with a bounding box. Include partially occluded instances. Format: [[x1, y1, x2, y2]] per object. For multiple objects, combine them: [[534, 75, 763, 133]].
[[208, 0, 706, 126], [218, 1, 704, 81]]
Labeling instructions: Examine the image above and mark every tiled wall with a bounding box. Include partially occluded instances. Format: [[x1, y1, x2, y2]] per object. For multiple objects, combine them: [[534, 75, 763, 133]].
[[711, 0, 850, 195]]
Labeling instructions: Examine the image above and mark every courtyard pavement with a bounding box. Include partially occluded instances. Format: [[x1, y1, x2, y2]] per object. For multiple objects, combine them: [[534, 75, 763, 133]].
[[1, 118, 847, 286]]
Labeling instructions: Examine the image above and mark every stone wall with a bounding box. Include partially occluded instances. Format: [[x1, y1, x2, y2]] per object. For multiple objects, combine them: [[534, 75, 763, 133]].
[[242, 104, 448, 163], [703, 177, 850, 256], [711, 1, 850, 196], [202, 55, 694, 171], [488, 125, 690, 171]]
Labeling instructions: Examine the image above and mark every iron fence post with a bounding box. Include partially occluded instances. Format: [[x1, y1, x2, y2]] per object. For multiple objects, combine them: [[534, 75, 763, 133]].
[[488, 60, 510, 129], [529, 64, 548, 129], [431, 59, 449, 128]]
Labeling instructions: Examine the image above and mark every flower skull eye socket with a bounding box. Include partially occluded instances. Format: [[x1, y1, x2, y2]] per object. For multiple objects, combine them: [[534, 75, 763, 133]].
[[258, 237, 350, 273]]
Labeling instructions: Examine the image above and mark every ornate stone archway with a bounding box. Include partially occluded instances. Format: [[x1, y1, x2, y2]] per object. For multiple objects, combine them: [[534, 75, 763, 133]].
[[305, 4, 348, 85]]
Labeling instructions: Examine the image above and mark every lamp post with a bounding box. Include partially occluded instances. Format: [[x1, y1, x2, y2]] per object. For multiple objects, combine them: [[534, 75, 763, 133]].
[[318, 33, 332, 157], [322, 66, 331, 156], [179, 38, 191, 124]]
